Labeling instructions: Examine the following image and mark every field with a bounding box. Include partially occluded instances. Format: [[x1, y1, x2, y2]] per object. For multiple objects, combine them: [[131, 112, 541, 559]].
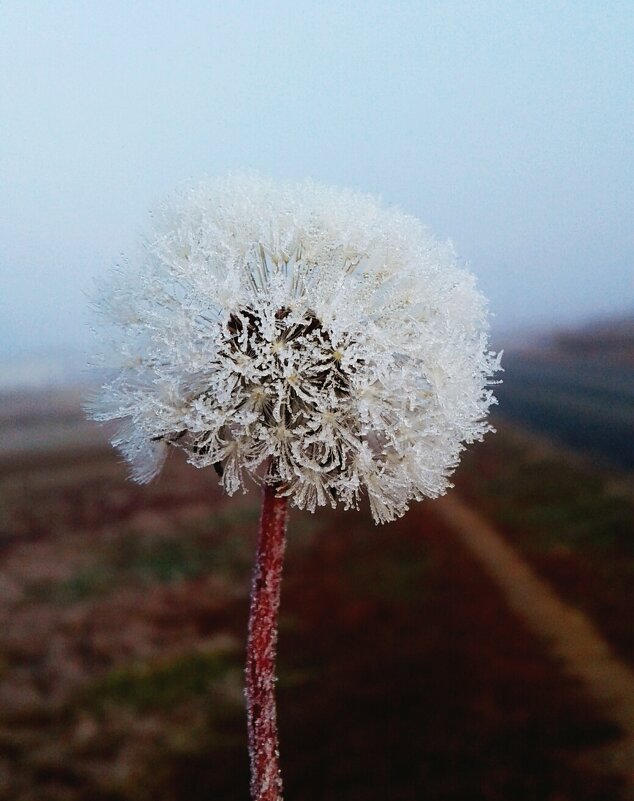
[[497, 351, 634, 469], [0, 385, 632, 800]]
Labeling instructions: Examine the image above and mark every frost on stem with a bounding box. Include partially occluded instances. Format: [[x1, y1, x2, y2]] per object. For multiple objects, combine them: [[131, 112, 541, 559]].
[[88, 174, 501, 523], [246, 484, 287, 801]]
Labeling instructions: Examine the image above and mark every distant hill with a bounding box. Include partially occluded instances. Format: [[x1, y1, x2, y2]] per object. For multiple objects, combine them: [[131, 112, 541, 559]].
[[551, 316, 634, 364], [524, 314, 634, 366], [495, 313, 634, 469]]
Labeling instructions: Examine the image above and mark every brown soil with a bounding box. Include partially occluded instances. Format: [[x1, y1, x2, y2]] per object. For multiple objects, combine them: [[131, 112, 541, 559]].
[[435, 493, 634, 793], [0, 441, 628, 800], [454, 423, 634, 665]]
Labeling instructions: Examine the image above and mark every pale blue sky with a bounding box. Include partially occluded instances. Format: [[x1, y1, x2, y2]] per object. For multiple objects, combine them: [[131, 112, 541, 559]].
[[1, 1, 633, 357]]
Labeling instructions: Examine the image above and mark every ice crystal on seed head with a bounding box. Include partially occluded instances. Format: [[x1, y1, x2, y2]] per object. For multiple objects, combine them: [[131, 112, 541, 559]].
[[88, 174, 501, 523]]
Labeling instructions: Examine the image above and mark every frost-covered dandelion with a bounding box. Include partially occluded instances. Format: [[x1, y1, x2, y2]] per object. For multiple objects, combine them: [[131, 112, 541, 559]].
[[88, 174, 500, 801]]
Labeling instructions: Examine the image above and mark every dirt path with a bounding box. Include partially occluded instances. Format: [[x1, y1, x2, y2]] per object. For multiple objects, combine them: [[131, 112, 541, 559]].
[[435, 493, 634, 795]]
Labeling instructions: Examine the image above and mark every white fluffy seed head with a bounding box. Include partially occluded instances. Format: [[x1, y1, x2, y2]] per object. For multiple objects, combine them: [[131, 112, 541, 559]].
[[87, 174, 501, 523]]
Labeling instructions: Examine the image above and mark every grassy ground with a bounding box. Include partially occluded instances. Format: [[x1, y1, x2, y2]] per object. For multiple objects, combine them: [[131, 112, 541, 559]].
[[0, 435, 629, 800], [454, 422, 634, 664]]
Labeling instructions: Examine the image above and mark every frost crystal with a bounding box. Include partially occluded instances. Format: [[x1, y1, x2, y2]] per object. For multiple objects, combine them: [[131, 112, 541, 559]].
[[88, 174, 500, 523]]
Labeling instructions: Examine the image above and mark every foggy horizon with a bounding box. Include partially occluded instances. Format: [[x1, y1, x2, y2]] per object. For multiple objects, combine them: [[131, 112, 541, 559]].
[[2, 2, 633, 361]]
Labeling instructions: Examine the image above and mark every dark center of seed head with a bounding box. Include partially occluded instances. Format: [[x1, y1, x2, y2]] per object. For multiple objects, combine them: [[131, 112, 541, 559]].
[[226, 306, 328, 351]]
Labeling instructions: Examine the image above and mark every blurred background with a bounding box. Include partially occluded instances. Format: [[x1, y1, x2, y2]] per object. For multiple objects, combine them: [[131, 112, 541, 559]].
[[1, 2, 633, 799]]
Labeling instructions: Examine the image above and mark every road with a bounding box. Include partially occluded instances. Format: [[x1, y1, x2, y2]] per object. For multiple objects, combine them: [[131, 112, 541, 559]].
[[494, 354, 634, 469]]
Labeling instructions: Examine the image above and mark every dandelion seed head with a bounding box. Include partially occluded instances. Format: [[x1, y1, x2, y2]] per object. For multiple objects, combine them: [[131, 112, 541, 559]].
[[88, 174, 501, 522]]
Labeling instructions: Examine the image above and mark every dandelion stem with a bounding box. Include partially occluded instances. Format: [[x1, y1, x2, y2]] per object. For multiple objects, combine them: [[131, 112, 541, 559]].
[[246, 483, 287, 801]]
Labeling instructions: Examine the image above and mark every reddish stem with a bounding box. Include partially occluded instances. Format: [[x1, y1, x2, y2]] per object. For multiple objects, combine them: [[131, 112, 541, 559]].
[[246, 483, 288, 801]]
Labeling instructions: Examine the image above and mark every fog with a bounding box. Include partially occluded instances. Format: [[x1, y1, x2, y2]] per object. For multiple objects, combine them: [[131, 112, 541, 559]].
[[1, 1, 633, 363]]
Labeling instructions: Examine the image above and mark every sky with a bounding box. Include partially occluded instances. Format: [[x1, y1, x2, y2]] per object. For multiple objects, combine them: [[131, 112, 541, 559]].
[[1, 0, 633, 360]]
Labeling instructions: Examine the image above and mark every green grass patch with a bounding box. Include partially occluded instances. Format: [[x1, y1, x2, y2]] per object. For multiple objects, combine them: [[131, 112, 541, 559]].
[[29, 565, 117, 604], [28, 537, 218, 604], [80, 648, 240, 714], [112, 536, 218, 583], [27, 519, 258, 604], [460, 433, 634, 556]]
